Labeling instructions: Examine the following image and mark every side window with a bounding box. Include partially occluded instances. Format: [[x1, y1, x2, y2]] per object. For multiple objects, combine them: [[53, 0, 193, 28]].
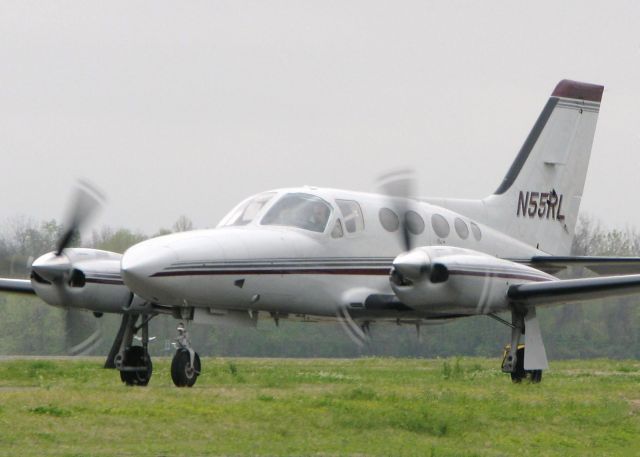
[[379, 208, 400, 232], [336, 200, 365, 233], [470, 222, 482, 241], [431, 213, 450, 238], [454, 218, 469, 239], [405, 211, 425, 235]]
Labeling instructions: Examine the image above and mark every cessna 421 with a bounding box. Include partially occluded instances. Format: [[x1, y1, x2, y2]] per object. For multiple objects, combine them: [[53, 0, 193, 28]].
[[2, 79, 640, 387]]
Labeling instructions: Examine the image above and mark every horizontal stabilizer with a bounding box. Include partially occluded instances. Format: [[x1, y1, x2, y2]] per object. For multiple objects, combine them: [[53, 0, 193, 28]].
[[0, 278, 35, 295], [508, 274, 640, 307], [515, 256, 640, 276]]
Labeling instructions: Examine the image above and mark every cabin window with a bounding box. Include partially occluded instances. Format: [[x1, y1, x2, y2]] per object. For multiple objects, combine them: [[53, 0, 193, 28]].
[[261, 193, 332, 233], [336, 200, 364, 233], [454, 218, 469, 239], [331, 219, 344, 238], [220, 192, 276, 226], [431, 214, 450, 238], [379, 208, 400, 232], [405, 211, 425, 235], [470, 222, 482, 241]]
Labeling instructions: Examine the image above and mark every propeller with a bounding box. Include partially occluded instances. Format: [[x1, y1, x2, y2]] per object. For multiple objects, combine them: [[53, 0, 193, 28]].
[[336, 305, 369, 347], [331, 170, 420, 349], [376, 169, 417, 252], [29, 180, 106, 356], [31, 181, 105, 282], [56, 180, 105, 255]]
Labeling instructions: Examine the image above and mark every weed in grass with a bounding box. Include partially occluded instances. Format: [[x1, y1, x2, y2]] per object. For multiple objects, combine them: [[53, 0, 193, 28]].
[[29, 404, 71, 417], [257, 394, 275, 402], [226, 361, 246, 383], [442, 358, 464, 380], [343, 386, 378, 401], [617, 364, 639, 373], [388, 406, 451, 436], [33, 432, 57, 443]]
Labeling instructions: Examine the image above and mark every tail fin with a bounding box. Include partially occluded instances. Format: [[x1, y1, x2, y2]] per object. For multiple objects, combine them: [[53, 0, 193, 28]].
[[483, 80, 604, 255]]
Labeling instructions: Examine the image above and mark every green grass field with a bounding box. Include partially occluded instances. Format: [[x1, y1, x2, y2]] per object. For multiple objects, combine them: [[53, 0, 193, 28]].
[[0, 357, 639, 456]]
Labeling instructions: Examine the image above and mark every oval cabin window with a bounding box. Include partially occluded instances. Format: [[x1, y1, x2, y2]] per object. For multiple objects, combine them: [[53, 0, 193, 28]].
[[470, 222, 482, 241], [379, 208, 400, 232], [431, 214, 450, 238], [405, 211, 425, 235], [454, 218, 469, 239]]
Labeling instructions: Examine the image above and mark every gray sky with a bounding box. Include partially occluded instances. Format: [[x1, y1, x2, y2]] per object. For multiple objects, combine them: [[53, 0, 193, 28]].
[[1, 1, 639, 235]]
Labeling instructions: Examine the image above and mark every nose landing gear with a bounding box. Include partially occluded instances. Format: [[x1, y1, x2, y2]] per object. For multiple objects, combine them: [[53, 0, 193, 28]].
[[170, 323, 201, 387]]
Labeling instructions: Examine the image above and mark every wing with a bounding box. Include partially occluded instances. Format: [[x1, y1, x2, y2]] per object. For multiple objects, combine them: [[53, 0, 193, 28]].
[[0, 278, 35, 295], [508, 274, 640, 307], [514, 256, 640, 276]]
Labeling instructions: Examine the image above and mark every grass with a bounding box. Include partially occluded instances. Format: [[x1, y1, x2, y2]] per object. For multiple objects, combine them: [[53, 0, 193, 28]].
[[0, 357, 639, 456]]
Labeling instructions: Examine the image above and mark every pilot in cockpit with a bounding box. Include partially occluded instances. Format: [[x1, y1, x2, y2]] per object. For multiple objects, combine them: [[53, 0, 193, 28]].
[[306, 201, 330, 232]]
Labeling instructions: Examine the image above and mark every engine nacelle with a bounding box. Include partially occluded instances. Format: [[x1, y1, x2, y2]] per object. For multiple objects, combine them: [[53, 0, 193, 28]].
[[31, 248, 133, 314], [390, 246, 554, 315]]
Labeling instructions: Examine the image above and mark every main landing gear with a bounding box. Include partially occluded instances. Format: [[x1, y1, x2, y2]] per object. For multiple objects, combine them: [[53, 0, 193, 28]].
[[498, 309, 543, 384], [105, 315, 201, 387], [106, 314, 154, 386], [502, 345, 543, 383], [170, 323, 201, 388]]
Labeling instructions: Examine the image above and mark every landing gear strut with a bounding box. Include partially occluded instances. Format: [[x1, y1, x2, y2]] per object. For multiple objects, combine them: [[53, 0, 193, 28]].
[[171, 322, 201, 387], [107, 314, 154, 386]]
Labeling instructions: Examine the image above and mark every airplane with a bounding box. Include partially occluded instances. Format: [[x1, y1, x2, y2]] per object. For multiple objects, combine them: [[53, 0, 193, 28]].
[[3, 78, 640, 388]]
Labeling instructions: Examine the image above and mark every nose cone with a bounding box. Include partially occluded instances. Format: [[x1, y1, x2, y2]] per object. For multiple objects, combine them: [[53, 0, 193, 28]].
[[121, 241, 177, 302]]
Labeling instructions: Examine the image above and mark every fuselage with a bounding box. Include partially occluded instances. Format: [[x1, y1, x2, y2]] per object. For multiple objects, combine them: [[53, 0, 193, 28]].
[[120, 186, 547, 320]]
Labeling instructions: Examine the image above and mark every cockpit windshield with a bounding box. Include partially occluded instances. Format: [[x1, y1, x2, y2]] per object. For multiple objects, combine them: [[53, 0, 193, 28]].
[[220, 192, 276, 227], [261, 193, 332, 233]]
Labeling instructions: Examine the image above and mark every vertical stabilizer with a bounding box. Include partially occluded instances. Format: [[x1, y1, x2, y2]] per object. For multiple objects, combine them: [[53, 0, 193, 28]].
[[483, 80, 604, 255]]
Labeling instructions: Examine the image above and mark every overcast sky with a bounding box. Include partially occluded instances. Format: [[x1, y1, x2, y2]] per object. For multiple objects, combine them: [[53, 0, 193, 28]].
[[1, 1, 639, 235]]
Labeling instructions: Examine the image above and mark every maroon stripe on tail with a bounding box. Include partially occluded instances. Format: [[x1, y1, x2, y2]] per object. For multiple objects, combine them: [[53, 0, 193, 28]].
[[552, 80, 604, 102]]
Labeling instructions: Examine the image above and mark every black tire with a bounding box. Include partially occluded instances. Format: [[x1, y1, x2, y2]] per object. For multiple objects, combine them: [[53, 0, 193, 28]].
[[171, 348, 201, 388], [119, 346, 153, 387], [510, 347, 527, 383], [529, 369, 543, 383]]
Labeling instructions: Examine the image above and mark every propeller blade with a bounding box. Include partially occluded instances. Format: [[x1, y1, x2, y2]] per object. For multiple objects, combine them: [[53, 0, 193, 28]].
[[56, 180, 105, 255], [65, 308, 103, 356], [336, 305, 369, 347], [376, 169, 417, 252]]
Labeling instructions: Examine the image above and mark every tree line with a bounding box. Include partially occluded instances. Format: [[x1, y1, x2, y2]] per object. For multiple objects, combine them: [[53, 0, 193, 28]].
[[0, 215, 639, 359]]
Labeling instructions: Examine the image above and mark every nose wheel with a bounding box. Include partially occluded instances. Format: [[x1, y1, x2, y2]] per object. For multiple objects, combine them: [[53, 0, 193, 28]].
[[171, 348, 201, 387], [171, 322, 201, 387]]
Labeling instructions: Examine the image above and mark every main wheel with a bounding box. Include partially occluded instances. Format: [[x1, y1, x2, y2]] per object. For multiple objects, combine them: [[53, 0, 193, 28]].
[[119, 346, 153, 386], [171, 348, 201, 387], [510, 347, 527, 383], [529, 369, 543, 383]]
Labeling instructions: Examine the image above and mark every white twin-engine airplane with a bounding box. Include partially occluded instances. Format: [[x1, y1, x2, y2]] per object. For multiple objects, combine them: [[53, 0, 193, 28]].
[[3, 79, 640, 387]]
